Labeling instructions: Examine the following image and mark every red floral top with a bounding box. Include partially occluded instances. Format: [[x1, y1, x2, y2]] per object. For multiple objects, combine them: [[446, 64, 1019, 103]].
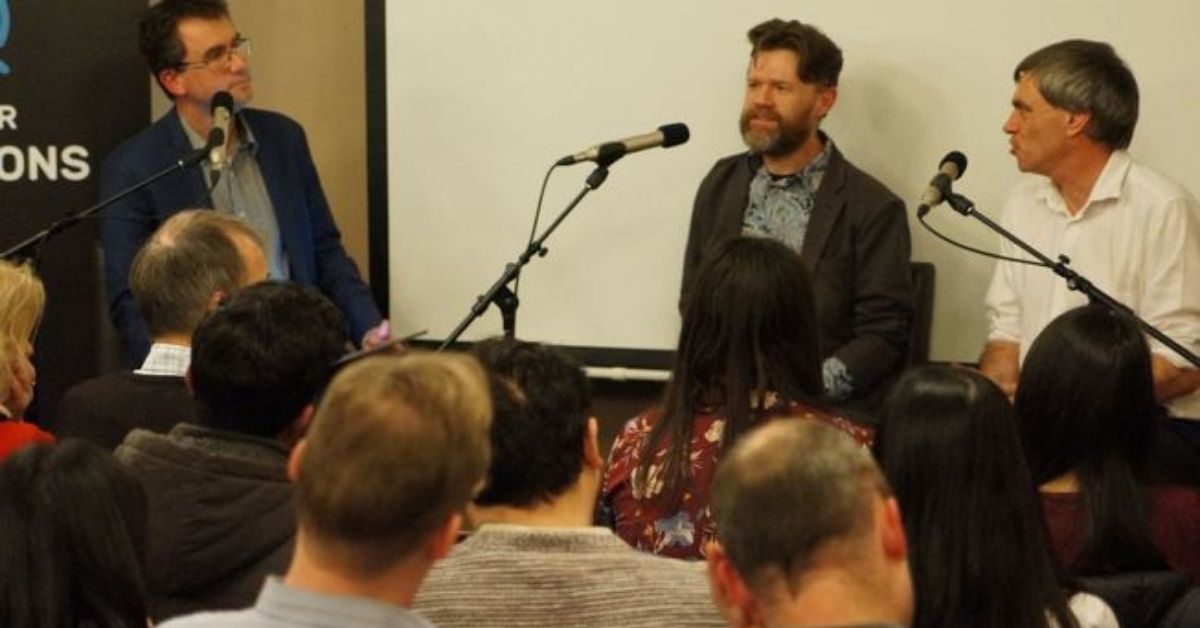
[[597, 401, 873, 560]]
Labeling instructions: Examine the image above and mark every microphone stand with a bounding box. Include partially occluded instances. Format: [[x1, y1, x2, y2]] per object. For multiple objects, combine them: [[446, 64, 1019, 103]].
[[2, 145, 212, 263], [438, 163, 612, 350], [941, 190, 1200, 367]]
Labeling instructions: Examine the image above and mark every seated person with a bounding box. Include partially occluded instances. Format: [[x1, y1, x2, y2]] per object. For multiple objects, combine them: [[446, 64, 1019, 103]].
[[0, 440, 149, 627], [879, 365, 1117, 628], [1016, 305, 1200, 584], [159, 352, 493, 628], [0, 260, 53, 458], [57, 210, 267, 449], [599, 236, 871, 559], [416, 338, 724, 626], [115, 282, 348, 621], [706, 420, 912, 628]]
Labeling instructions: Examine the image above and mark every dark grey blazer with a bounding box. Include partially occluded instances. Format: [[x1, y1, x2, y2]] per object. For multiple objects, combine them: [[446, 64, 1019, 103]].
[[681, 144, 914, 402]]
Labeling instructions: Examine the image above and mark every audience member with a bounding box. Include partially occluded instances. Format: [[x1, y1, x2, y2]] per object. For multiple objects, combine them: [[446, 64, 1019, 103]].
[[416, 338, 724, 626], [115, 282, 348, 620], [707, 420, 912, 628], [1016, 306, 1200, 607], [159, 351, 493, 627], [599, 236, 872, 559], [0, 260, 53, 458], [57, 210, 268, 449], [880, 365, 1116, 628], [0, 440, 149, 628]]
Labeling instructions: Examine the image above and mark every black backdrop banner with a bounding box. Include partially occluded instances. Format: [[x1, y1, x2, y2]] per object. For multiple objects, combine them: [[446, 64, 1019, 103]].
[[0, 0, 150, 424]]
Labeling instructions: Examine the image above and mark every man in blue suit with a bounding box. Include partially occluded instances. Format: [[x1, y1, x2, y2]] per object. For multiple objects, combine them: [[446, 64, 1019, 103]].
[[100, 0, 386, 364]]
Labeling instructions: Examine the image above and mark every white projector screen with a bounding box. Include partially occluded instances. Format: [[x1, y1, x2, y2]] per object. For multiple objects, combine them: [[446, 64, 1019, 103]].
[[376, 1, 1200, 366]]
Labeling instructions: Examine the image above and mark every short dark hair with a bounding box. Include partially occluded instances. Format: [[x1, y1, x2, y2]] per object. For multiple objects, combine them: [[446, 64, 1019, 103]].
[[642, 236, 822, 499], [879, 366, 1076, 628], [297, 353, 492, 575], [1014, 39, 1139, 149], [748, 18, 843, 88], [714, 420, 886, 593], [139, 0, 230, 76], [131, 210, 264, 338], [190, 282, 349, 437], [1016, 305, 1167, 573], [471, 337, 592, 508], [0, 440, 148, 628]]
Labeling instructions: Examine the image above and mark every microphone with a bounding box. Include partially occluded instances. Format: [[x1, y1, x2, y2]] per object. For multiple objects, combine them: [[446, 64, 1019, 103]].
[[916, 151, 968, 217], [557, 123, 690, 166], [207, 91, 234, 171]]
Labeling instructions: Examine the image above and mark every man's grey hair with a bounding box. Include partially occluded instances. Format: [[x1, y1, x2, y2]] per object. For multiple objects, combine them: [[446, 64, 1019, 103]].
[[1015, 39, 1139, 150], [713, 419, 887, 593], [130, 210, 264, 338]]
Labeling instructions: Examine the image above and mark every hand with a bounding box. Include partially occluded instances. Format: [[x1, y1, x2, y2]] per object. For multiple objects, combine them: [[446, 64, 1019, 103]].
[[361, 319, 392, 350], [978, 341, 1020, 400]]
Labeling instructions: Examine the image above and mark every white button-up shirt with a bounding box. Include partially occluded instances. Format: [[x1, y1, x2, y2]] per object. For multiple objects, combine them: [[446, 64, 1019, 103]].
[[985, 150, 1200, 418]]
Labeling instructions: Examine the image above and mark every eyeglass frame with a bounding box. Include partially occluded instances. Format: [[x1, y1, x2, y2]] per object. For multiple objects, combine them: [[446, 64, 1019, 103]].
[[175, 35, 251, 73]]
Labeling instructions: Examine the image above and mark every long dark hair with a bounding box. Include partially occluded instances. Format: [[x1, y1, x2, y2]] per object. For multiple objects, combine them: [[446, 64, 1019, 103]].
[[0, 440, 149, 628], [880, 365, 1077, 628], [1015, 305, 1168, 574], [639, 236, 822, 499]]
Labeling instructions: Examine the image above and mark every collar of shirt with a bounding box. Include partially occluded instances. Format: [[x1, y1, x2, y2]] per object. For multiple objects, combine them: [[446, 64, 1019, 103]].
[[254, 577, 435, 628], [180, 109, 260, 159], [1034, 149, 1131, 220], [135, 342, 191, 377]]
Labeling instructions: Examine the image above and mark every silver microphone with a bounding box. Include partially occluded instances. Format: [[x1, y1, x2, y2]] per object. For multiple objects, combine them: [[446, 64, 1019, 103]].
[[917, 151, 968, 217], [557, 123, 690, 166], [207, 91, 234, 171]]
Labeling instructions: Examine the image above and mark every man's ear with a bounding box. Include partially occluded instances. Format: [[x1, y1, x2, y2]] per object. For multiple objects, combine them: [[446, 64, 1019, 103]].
[[286, 438, 308, 483], [881, 496, 908, 562], [583, 416, 603, 470], [207, 290, 226, 313], [1064, 110, 1092, 139], [705, 541, 760, 628], [157, 69, 187, 99], [815, 85, 839, 119], [427, 512, 463, 561]]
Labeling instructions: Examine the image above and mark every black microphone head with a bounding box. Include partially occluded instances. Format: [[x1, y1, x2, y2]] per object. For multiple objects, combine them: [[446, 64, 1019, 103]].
[[659, 123, 690, 148], [211, 91, 234, 114], [940, 150, 968, 179]]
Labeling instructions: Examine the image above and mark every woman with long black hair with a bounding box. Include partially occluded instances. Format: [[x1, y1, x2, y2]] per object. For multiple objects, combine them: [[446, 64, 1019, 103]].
[[598, 236, 871, 559]]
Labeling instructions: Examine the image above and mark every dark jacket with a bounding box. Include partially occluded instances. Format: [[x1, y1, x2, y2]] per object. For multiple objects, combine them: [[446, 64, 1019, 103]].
[[682, 144, 913, 404], [99, 108, 381, 364], [115, 422, 294, 621], [54, 371, 194, 451]]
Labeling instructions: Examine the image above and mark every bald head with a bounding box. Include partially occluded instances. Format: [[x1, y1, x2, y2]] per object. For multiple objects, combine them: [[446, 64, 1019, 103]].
[[130, 210, 267, 339], [714, 420, 887, 591]]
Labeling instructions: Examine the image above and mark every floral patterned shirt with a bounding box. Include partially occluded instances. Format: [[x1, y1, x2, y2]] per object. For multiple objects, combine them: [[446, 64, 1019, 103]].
[[596, 401, 873, 560]]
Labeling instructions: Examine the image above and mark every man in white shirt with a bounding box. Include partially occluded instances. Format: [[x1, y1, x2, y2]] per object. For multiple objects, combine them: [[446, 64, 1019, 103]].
[[979, 39, 1200, 420]]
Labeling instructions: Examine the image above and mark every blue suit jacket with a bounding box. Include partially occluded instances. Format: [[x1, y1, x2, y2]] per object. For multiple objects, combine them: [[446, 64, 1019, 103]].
[[99, 108, 381, 363]]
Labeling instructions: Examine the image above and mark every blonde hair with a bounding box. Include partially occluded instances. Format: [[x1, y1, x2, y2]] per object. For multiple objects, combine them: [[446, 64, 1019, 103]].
[[0, 260, 45, 344], [0, 334, 14, 406]]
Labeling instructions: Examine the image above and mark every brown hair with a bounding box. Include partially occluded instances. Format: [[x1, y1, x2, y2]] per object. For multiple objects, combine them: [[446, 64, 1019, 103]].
[[130, 210, 264, 338], [296, 352, 493, 575]]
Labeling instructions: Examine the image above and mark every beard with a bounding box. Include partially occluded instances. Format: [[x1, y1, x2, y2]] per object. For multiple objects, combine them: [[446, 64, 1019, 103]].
[[740, 107, 812, 157]]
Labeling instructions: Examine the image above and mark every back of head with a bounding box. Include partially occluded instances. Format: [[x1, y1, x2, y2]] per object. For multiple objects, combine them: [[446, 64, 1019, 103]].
[[0, 259, 45, 346], [652, 236, 821, 496], [139, 0, 230, 78], [131, 210, 265, 338], [1017, 305, 1166, 574], [471, 337, 591, 508], [747, 18, 843, 87], [0, 440, 148, 628], [880, 365, 1072, 628], [190, 282, 348, 437], [714, 420, 886, 594], [1014, 39, 1138, 149], [295, 352, 492, 576]]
